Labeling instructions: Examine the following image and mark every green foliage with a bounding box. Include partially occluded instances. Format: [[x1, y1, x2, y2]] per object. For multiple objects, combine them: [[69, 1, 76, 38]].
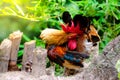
[[55, 64, 64, 76], [116, 60, 120, 79], [0, 0, 120, 76]]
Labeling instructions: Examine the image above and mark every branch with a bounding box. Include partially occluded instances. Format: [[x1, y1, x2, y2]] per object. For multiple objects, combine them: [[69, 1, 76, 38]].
[[0, 39, 12, 72], [8, 30, 23, 71]]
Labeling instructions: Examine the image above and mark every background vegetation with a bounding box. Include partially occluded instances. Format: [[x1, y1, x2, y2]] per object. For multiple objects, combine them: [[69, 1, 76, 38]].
[[0, 0, 120, 76]]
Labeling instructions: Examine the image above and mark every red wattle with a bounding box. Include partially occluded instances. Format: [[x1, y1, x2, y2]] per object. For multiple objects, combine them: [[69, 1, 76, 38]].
[[68, 39, 77, 50]]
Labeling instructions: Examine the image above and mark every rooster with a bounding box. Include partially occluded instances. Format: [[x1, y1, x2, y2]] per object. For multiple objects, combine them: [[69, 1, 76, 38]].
[[40, 11, 100, 70]]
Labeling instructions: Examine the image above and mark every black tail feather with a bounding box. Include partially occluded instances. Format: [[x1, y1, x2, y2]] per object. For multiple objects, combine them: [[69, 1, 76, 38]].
[[64, 51, 89, 67], [62, 11, 72, 26], [73, 14, 90, 29]]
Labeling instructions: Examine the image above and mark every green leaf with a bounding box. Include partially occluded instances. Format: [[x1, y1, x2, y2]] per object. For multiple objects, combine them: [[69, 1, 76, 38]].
[[14, 2, 25, 16], [116, 60, 120, 79], [112, 10, 119, 20], [19, 44, 24, 48], [118, 73, 120, 79], [18, 50, 23, 57], [22, 34, 31, 42], [116, 60, 120, 72]]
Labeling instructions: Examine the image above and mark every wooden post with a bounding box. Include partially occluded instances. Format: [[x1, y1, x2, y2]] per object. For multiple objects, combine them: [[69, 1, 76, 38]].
[[0, 39, 12, 72], [32, 47, 47, 76], [8, 30, 23, 71], [22, 40, 36, 72]]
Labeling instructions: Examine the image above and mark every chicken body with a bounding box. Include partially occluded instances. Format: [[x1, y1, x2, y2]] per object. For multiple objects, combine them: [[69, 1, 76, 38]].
[[40, 28, 90, 69], [47, 45, 89, 70]]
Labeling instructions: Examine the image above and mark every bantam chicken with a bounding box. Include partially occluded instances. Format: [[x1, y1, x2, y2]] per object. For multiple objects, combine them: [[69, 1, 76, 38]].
[[40, 11, 100, 70]]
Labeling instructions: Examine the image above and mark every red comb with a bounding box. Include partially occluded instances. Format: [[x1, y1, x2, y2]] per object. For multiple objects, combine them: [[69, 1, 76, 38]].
[[60, 21, 83, 35]]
